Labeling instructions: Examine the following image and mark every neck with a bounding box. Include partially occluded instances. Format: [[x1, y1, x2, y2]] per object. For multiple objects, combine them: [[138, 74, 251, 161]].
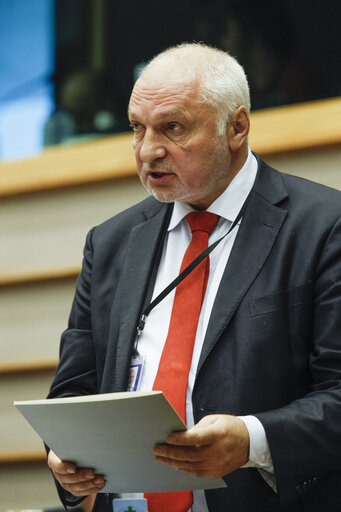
[[229, 145, 249, 181]]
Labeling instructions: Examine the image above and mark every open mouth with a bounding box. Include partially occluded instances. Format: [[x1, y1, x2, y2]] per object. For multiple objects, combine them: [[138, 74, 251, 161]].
[[149, 171, 171, 180]]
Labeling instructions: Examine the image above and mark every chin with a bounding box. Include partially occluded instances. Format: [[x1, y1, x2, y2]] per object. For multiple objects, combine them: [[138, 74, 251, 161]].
[[148, 187, 179, 204], [151, 192, 176, 203]]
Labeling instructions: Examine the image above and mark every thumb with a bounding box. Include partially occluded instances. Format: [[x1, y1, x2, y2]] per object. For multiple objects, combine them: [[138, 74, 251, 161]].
[[167, 415, 219, 446], [193, 415, 219, 429], [48, 450, 76, 475]]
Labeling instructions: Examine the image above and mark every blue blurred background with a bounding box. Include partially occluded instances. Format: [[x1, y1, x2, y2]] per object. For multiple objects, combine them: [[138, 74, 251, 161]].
[[0, 0, 55, 161], [0, 0, 339, 161]]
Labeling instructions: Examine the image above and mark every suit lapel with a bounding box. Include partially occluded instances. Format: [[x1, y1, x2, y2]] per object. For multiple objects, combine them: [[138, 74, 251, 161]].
[[114, 202, 172, 390], [113, 158, 289, 385], [197, 159, 289, 373]]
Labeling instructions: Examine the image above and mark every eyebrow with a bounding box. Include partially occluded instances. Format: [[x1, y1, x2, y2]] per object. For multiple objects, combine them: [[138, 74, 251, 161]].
[[156, 109, 185, 119], [128, 108, 188, 123]]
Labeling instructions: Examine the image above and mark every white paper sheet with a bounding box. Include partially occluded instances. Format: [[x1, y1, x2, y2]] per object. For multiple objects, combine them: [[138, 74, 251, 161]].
[[14, 391, 226, 493]]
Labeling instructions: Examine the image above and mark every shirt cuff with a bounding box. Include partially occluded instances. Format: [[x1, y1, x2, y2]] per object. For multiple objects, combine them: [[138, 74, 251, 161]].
[[238, 415, 274, 473]]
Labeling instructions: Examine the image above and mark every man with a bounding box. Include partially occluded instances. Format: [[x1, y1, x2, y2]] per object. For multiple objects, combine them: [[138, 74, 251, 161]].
[[47, 43, 341, 511]]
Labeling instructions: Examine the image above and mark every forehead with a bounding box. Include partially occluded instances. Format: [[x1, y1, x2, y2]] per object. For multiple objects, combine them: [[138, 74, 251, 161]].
[[128, 72, 201, 119]]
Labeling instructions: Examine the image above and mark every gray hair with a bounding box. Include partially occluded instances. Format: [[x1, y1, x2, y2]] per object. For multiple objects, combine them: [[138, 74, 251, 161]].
[[143, 42, 251, 135]]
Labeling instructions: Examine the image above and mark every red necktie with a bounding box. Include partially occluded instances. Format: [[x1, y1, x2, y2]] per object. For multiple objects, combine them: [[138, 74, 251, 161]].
[[145, 211, 220, 512]]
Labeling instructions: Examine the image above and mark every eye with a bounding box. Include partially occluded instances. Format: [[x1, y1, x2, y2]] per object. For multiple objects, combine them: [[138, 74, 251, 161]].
[[167, 122, 182, 132], [129, 122, 140, 132]]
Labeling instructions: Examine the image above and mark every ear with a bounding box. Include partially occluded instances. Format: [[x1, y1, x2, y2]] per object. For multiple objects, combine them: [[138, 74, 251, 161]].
[[227, 106, 250, 152]]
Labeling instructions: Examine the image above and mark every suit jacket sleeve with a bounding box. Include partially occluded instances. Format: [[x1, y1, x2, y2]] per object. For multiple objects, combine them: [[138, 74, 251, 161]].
[[49, 227, 98, 400], [48, 227, 98, 508], [256, 215, 341, 503]]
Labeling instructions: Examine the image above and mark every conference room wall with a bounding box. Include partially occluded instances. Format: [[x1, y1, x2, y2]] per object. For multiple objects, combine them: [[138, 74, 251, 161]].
[[0, 279, 75, 364], [1, 178, 149, 278], [2, 145, 340, 368], [1, 372, 55, 456], [1, 177, 148, 510], [1, 371, 58, 510], [2, 463, 60, 511], [267, 145, 341, 190], [2, 146, 340, 281]]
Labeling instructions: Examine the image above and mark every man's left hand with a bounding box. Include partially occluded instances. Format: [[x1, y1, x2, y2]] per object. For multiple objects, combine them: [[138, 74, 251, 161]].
[[153, 414, 249, 478]]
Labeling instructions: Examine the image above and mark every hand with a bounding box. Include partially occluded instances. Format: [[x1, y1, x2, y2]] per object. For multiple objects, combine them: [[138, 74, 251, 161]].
[[153, 414, 249, 478], [47, 450, 106, 497]]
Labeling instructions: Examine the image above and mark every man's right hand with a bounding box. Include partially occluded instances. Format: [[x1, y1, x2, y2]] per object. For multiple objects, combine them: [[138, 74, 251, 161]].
[[47, 450, 106, 497]]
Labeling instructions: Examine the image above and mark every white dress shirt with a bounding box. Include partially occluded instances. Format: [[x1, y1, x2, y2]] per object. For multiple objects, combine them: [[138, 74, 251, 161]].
[[124, 150, 274, 510]]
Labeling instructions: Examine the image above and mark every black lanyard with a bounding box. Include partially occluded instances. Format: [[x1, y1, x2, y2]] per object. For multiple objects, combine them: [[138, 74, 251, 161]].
[[136, 194, 250, 338]]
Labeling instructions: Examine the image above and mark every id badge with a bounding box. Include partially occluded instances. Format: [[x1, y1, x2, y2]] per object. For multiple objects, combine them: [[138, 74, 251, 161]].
[[127, 355, 145, 391], [113, 498, 148, 512]]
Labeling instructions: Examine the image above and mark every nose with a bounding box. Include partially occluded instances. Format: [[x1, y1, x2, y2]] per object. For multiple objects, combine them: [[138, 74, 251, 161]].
[[139, 129, 166, 163]]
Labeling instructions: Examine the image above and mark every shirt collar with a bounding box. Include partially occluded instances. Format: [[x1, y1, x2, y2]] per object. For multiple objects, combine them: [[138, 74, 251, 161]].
[[168, 148, 258, 231]]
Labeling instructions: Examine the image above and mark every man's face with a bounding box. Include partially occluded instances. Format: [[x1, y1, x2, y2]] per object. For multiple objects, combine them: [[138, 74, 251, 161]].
[[128, 70, 233, 210]]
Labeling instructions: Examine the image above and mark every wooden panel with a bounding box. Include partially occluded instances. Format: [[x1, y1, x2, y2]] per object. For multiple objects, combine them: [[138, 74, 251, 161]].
[[0, 279, 75, 365], [0, 97, 340, 198], [0, 267, 80, 287], [0, 371, 55, 455], [0, 451, 46, 464], [0, 360, 57, 375], [1, 145, 340, 288], [249, 96, 341, 154], [266, 145, 341, 190], [0, 132, 136, 197], [0, 462, 60, 511], [0, 178, 148, 278]]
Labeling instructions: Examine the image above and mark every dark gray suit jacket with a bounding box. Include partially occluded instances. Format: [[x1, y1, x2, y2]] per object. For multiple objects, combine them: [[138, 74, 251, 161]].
[[48, 156, 341, 511]]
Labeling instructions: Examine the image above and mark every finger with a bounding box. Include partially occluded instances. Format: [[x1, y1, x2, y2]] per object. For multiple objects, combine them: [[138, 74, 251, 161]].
[[48, 451, 106, 494], [56, 469, 100, 485], [167, 414, 246, 447], [153, 443, 209, 462], [166, 416, 221, 446], [166, 428, 212, 447], [154, 456, 216, 477], [48, 450, 77, 475], [64, 479, 105, 497]]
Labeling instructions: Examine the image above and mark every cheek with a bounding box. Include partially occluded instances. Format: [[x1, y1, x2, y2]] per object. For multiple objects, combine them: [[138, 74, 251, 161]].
[[181, 151, 210, 178], [133, 146, 143, 170], [173, 146, 199, 169]]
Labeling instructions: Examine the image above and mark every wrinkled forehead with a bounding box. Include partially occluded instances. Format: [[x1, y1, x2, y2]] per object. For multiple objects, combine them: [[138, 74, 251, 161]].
[[128, 64, 201, 115]]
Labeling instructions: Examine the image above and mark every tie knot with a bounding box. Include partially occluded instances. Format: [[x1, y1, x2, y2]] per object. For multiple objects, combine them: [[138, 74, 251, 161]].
[[186, 211, 220, 234]]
